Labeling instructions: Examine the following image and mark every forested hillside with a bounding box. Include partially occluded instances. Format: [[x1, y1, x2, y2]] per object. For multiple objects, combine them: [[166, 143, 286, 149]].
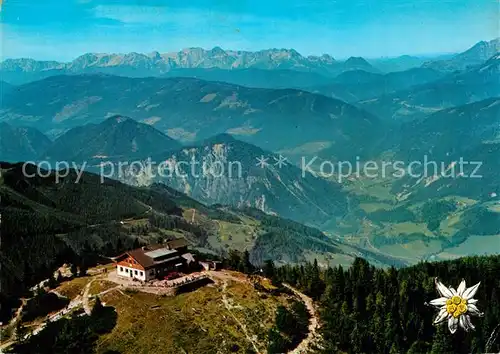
[[0, 162, 354, 322], [0, 162, 184, 320], [271, 256, 500, 353]]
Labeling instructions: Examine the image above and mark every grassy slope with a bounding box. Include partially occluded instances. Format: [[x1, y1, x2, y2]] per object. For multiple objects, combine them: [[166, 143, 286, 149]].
[[5, 265, 294, 354], [91, 276, 289, 354]]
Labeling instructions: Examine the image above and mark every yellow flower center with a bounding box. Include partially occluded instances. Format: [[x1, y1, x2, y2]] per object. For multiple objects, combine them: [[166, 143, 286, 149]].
[[446, 304, 457, 314], [446, 296, 468, 316]]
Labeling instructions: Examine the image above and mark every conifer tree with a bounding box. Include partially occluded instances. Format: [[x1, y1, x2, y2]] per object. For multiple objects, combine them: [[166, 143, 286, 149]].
[[91, 296, 104, 317], [430, 325, 453, 354]]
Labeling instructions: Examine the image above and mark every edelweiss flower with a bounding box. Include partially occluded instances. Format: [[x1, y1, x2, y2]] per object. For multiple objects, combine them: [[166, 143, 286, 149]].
[[429, 278, 484, 333]]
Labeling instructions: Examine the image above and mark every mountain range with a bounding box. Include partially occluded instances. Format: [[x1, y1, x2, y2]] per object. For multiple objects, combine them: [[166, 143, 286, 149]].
[[0, 80, 13, 95], [309, 67, 444, 103], [40, 115, 181, 162], [393, 97, 500, 161], [386, 97, 500, 202], [423, 38, 500, 72], [0, 37, 499, 272], [1, 39, 496, 87], [367, 55, 435, 73], [115, 133, 350, 227], [0, 48, 380, 85], [0, 122, 52, 162], [162, 67, 333, 90], [0, 114, 356, 229], [9, 93, 496, 246], [359, 52, 500, 121], [0, 74, 383, 161]]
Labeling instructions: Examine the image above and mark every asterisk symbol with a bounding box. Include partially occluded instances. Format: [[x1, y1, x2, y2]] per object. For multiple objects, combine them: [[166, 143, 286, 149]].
[[273, 155, 288, 168], [255, 155, 269, 168]]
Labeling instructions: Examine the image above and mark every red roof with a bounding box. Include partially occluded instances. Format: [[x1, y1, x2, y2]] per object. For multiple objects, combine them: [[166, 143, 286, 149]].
[[115, 239, 189, 269]]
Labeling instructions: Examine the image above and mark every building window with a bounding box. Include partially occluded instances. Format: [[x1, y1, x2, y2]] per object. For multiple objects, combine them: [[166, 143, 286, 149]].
[[134, 270, 138, 275], [119, 266, 123, 272], [140, 271, 144, 276], [125, 268, 129, 273]]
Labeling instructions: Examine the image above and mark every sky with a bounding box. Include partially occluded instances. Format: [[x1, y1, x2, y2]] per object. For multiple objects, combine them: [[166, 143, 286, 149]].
[[0, 0, 498, 61]]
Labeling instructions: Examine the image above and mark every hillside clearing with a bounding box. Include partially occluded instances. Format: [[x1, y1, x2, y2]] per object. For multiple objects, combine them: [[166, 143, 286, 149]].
[[94, 272, 290, 354]]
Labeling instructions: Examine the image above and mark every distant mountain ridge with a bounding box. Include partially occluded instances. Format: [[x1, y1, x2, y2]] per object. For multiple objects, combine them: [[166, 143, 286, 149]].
[[40, 115, 182, 162], [0, 80, 13, 95], [394, 97, 500, 161], [423, 38, 500, 72], [359, 52, 500, 121], [0, 74, 383, 161], [1, 39, 493, 86], [0, 47, 380, 84], [384, 98, 500, 204], [310, 67, 444, 103], [162, 67, 333, 90], [368, 55, 431, 72], [0, 122, 51, 162], [115, 133, 350, 227]]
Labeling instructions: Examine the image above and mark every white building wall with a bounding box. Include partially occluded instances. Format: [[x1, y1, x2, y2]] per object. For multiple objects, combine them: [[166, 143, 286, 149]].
[[116, 265, 147, 281]]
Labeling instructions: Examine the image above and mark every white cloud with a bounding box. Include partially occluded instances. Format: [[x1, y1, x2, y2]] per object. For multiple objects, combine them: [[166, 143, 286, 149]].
[[93, 5, 174, 25], [92, 4, 306, 30]]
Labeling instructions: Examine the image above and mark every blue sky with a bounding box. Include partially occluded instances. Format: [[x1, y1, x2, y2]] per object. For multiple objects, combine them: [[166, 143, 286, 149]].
[[0, 0, 498, 61]]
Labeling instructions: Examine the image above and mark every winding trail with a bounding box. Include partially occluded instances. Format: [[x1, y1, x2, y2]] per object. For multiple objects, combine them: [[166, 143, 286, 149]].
[[283, 284, 322, 354], [2, 269, 322, 354], [82, 279, 96, 315], [0, 299, 27, 351], [220, 280, 261, 354], [208, 271, 321, 354]]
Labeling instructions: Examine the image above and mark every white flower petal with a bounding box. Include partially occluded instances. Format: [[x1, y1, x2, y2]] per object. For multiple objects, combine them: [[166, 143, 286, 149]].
[[448, 316, 458, 334], [466, 315, 475, 330], [462, 282, 480, 299], [467, 299, 478, 304], [435, 278, 453, 298], [457, 280, 467, 296], [434, 307, 449, 324], [460, 315, 475, 331], [449, 287, 457, 296], [459, 315, 468, 331], [467, 304, 484, 317], [429, 297, 448, 307]]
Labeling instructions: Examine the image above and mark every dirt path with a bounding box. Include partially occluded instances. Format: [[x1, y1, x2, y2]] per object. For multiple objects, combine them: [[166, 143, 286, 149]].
[[8, 298, 27, 326], [82, 279, 96, 315], [220, 280, 262, 354], [4, 290, 86, 348], [210, 272, 321, 354], [283, 284, 321, 354], [0, 300, 26, 353]]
